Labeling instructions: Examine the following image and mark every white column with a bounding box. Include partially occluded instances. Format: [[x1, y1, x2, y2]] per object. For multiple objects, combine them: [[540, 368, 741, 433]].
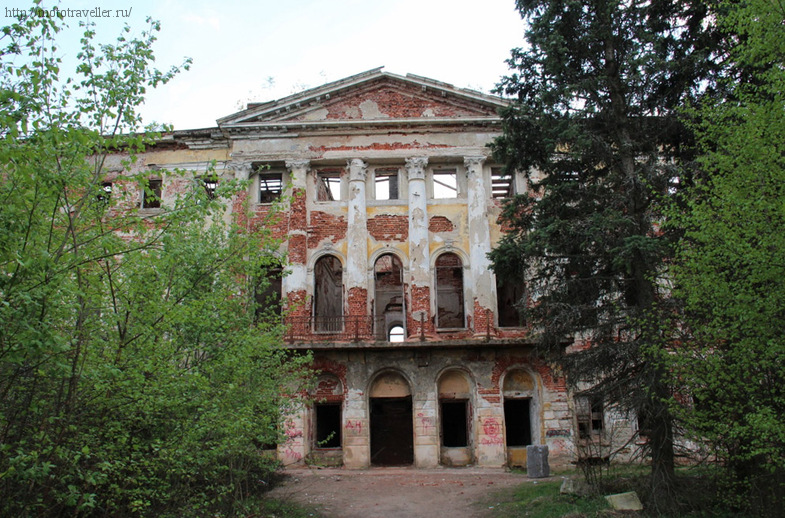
[[406, 157, 430, 287], [465, 156, 496, 329], [346, 159, 369, 298], [405, 157, 431, 337]]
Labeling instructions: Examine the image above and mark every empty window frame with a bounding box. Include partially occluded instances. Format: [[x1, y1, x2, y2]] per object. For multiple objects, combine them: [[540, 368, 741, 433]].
[[141, 178, 162, 209], [314, 403, 342, 448], [575, 396, 604, 439], [317, 171, 342, 201], [388, 325, 405, 342], [254, 266, 283, 322], [98, 181, 113, 203], [258, 172, 283, 203], [435, 252, 465, 329], [375, 168, 399, 200], [491, 167, 514, 199], [433, 169, 458, 199], [504, 399, 532, 447], [497, 277, 526, 328], [313, 255, 343, 332], [201, 176, 218, 199], [441, 400, 468, 447]]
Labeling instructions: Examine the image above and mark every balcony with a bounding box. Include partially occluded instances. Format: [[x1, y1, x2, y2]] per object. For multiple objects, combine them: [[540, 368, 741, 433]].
[[284, 315, 385, 343]]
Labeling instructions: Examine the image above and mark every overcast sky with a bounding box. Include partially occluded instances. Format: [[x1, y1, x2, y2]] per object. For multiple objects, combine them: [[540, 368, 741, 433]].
[[4, 0, 526, 130]]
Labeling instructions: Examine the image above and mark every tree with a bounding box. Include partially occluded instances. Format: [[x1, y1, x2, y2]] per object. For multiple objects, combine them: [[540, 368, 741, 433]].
[[0, 7, 309, 516], [490, 0, 721, 509], [669, 0, 785, 514]]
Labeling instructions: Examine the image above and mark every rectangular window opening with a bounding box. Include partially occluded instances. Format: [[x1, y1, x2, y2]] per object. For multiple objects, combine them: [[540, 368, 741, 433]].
[[441, 400, 468, 447], [202, 176, 218, 199], [258, 172, 283, 203], [315, 403, 342, 449], [497, 277, 526, 328], [491, 167, 514, 199], [98, 181, 113, 203], [375, 169, 399, 200], [504, 399, 532, 447], [576, 396, 603, 439], [142, 178, 162, 209], [433, 169, 458, 199], [317, 171, 342, 201]]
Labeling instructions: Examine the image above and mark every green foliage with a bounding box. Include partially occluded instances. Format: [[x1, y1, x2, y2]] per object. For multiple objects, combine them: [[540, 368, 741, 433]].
[[488, 480, 608, 518], [668, 0, 785, 514], [490, 1, 722, 509], [0, 5, 310, 516]]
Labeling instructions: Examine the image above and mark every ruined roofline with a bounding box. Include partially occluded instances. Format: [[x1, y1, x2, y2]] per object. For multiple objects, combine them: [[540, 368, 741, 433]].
[[217, 67, 510, 127]]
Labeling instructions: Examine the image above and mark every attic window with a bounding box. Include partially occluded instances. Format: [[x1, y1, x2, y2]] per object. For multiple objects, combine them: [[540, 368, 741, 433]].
[[433, 169, 458, 199], [141, 178, 162, 209], [258, 172, 283, 203], [491, 168, 514, 199], [317, 171, 341, 201], [375, 169, 399, 200]]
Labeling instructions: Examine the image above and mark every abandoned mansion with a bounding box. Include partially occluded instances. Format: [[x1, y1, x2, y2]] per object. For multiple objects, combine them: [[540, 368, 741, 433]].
[[106, 69, 640, 470]]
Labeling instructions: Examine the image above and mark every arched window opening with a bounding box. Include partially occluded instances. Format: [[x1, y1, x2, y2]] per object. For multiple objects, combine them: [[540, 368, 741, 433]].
[[388, 325, 405, 342], [436, 253, 465, 329], [313, 255, 343, 332], [374, 254, 405, 340]]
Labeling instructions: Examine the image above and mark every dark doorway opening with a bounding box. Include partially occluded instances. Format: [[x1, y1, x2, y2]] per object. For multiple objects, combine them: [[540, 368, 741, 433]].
[[315, 403, 341, 448], [370, 397, 414, 466], [504, 399, 532, 447], [441, 401, 468, 447]]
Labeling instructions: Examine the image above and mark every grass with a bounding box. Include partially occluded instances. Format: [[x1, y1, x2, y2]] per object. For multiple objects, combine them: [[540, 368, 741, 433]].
[[256, 498, 322, 518], [484, 479, 609, 517]]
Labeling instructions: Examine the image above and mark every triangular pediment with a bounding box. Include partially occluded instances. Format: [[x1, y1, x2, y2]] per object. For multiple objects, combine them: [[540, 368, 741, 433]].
[[218, 68, 507, 128]]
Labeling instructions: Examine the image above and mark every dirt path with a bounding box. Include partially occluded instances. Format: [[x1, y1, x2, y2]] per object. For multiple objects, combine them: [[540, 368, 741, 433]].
[[265, 467, 552, 518]]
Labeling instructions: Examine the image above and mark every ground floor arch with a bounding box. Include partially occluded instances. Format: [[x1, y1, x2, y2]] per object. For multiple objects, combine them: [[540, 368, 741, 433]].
[[369, 371, 414, 466]]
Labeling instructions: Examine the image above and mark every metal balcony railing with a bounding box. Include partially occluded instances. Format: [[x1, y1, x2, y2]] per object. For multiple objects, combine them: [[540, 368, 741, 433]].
[[284, 315, 386, 342]]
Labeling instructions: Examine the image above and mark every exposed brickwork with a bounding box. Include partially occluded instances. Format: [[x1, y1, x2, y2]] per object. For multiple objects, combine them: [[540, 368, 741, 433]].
[[407, 285, 434, 338], [429, 215, 455, 233], [311, 357, 348, 403], [309, 142, 450, 157], [486, 356, 567, 402], [368, 214, 409, 241], [315, 83, 495, 120], [308, 211, 347, 245], [473, 299, 494, 336], [289, 188, 307, 232], [286, 290, 310, 317], [288, 234, 307, 264], [347, 287, 368, 317]]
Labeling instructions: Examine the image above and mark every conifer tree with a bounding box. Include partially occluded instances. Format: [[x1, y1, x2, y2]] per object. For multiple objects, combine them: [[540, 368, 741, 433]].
[[491, 0, 721, 508]]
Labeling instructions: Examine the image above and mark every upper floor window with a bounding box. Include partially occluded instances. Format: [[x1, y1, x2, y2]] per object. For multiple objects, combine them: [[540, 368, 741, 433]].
[[316, 171, 342, 201], [98, 181, 113, 203], [254, 265, 283, 322], [313, 255, 343, 332], [257, 171, 283, 204], [374, 168, 399, 200], [141, 178, 162, 209], [201, 176, 218, 200], [491, 167, 515, 199], [435, 252, 465, 329], [433, 169, 458, 199]]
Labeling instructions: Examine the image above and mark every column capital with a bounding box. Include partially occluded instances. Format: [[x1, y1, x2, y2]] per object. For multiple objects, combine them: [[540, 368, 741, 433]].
[[347, 158, 368, 182], [405, 157, 428, 181], [464, 156, 486, 175], [231, 161, 253, 180], [285, 159, 311, 172]]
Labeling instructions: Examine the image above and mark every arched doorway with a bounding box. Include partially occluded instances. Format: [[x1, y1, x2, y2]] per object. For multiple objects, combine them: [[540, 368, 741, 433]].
[[369, 371, 414, 466], [438, 370, 473, 466], [503, 369, 537, 467]]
